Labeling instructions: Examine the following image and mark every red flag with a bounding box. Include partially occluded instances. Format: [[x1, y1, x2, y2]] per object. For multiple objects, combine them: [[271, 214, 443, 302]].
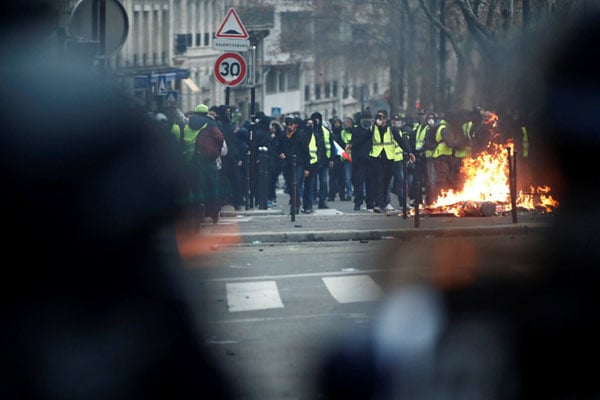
[[333, 141, 352, 163]]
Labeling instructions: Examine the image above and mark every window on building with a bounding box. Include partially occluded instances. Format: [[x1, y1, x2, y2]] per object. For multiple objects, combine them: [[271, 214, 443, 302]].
[[204, 33, 210, 46], [279, 72, 285, 93], [288, 65, 299, 90], [333, 81, 338, 97], [196, 33, 201, 47], [133, 53, 138, 67], [186, 34, 192, 47], [325, 82, 331, 98], [343, 85, 349, 99], [142, 53, 147, 66], [315, 84, 321, 100], [305, 85, 310, 101], [175, 34, 187, 54], [152, 52, 157, 65], [266, 70, 277, 94]]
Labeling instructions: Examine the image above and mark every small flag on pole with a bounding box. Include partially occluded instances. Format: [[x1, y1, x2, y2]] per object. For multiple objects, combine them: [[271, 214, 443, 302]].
[[333, 141, 352, 163]]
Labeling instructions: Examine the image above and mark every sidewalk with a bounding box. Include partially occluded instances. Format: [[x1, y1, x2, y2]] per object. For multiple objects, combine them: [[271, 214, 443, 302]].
[[195, 189, 554, 244]]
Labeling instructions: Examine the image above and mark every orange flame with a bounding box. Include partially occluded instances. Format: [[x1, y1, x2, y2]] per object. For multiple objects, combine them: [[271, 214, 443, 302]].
[[426, 141, 559, 216]]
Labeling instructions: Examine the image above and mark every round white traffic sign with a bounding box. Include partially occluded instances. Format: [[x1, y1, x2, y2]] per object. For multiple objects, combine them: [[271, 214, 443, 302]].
[[68, 0, 129, 57], [214, 52, 247, 87]]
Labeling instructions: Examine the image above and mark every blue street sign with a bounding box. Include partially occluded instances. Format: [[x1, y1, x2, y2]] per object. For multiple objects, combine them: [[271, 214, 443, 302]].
[[165, 90, 178, 104]]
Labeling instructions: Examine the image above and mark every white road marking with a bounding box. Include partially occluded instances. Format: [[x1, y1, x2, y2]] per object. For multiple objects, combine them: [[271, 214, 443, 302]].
[[205, 312, 373, 325], [322, 275, 384, 303], [226, 280, 284, 312], [199, 268, 386, 283]]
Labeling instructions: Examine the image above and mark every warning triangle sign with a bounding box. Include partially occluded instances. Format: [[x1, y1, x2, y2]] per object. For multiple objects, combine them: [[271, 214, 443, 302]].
[[215, 8, 249, 39]]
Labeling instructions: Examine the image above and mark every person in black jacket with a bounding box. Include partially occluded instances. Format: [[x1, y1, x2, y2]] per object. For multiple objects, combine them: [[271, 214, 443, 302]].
[[235, 120, 251, 208], [279, 116, 309, 214], [215, 105, 244, 211], [249, 112, 271, 208], [328, 118, 347, 201], [267, 119, 285, 207], [348, 111, 373, 211]]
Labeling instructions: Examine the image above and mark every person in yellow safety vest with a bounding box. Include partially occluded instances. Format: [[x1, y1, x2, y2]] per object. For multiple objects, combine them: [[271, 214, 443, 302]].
[[521, 126, 529, 158], [430, 116, 464, 201], [387, 114, 416, 211], [367, 109, 415, 213], [454, 120, 474, 159], [416, 112, 437, 205], [303, 112, 333, 213], [452, 107, 483, 190], [504, 111, 533, 189], [182, 104, 224, 227], [182, 104, 209, 162]]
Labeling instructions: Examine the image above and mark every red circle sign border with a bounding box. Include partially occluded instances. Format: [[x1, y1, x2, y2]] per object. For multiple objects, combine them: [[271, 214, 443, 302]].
[[214, 52, 247, 87]]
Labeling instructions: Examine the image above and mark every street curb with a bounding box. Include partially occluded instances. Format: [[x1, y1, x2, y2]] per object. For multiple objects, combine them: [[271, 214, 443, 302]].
[[220, 209, 284, 217], [205, 222, 551, 245]]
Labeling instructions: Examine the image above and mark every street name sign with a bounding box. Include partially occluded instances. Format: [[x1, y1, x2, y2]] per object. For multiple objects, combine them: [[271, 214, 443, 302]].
[[213, 38, 250, 52]]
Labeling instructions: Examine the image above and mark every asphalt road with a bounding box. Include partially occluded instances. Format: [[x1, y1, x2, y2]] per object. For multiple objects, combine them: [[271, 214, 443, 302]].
[[180, 232, 546, 399]]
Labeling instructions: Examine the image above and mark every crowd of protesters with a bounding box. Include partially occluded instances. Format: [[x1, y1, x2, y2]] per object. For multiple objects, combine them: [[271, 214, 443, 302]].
[[150, 102, 532, 226]]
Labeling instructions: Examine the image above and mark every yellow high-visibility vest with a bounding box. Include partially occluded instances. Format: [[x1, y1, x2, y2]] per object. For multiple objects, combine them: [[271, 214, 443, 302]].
[[308, 126, 331, 164], [393, 131, 405, 161], [455, 121, 473, 158], [183, 122, 208, 161], [432, 121, 454, 158], [369, 125, 395, 159], [414, 123, 433, 158], [522, 126, 529, 158]]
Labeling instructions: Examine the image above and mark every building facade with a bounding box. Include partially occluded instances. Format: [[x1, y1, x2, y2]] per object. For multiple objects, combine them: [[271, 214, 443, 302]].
[[60, 0, 389, 122]]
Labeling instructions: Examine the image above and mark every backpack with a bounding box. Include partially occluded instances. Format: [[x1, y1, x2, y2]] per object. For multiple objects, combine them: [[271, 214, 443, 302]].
[[195, 122, 224, 160]]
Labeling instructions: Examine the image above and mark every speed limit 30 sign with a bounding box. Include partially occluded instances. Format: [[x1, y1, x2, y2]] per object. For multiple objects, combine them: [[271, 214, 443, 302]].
[[214, 52, 247, 87]]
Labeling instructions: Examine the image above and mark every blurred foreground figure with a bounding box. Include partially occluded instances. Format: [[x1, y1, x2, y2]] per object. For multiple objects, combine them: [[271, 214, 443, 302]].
[[316, 9, 600, 400], [0, 2, 232, 399]]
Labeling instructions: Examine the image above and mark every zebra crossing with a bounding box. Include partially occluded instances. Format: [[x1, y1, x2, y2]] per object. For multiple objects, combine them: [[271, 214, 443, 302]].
[[222, 274, 384, 313]]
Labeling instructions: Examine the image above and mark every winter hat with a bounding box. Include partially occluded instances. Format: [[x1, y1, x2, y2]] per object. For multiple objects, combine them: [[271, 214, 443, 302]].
[[194, 104, 208, 114]]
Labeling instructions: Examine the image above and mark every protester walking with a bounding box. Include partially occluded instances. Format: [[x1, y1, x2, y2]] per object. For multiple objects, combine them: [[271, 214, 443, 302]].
[[305, 112, 334, 212], [348, 111, 372, 211], [328, 117, 347, 201], [367, 110, 414, 213], [279, 117, 308, 215]]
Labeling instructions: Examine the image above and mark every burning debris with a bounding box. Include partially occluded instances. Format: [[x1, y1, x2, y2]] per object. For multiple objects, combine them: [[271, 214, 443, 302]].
[[422, 142, 559, 217]]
